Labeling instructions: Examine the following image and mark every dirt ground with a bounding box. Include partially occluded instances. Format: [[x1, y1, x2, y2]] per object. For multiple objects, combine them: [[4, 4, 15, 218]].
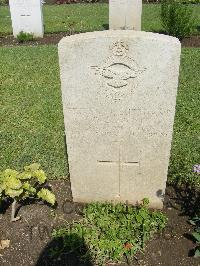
[[0, 32, 200, 47], [0, 180, 200, 266]]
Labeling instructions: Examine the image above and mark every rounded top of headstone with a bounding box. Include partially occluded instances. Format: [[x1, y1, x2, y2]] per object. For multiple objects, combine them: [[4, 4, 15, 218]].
[[58, 30, 181, 48]]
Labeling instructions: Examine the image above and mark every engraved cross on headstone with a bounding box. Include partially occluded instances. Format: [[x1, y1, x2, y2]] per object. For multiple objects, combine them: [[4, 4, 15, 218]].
[[109, 0, 142, 31], [98, 144, 139, 198]]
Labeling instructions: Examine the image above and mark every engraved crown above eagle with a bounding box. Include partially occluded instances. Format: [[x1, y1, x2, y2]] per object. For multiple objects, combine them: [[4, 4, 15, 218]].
[[91, 40, 145, 88]]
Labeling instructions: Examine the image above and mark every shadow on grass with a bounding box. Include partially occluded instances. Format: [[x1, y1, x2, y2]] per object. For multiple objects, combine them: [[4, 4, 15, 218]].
[[166, 184, 200, 217], [152, 30, 168, 35], [35, 234, 93, 266], [102, 24, 109, 30], [196, 25, 200, 32]]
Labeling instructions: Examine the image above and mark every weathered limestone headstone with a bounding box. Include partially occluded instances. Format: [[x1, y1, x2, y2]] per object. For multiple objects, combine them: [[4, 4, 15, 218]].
[[9, 0, 44, 38], [59, 31, 181, 208], [109, 0, 142, 30]]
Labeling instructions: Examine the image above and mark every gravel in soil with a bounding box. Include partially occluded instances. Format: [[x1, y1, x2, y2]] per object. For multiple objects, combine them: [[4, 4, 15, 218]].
[[0, 33, 200, 47], [0, 181, 200, 266]]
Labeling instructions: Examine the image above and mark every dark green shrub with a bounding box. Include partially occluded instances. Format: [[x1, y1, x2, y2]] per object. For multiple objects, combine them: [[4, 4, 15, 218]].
[[161, 0, 195, 39], [0, 0, 8, 5], [16, 31, 34, 43], [178, 0, 200, 3]]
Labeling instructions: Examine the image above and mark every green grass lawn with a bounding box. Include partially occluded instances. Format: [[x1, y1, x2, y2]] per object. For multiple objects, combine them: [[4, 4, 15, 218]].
[[0, 3, 199, 35], [0, 46, 67, 179], [0, 45, 199, 184], [169, 48, 200, 186]]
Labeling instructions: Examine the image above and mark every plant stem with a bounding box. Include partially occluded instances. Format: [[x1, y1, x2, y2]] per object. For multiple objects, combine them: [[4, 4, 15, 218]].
[[11, 199, 21, 222]]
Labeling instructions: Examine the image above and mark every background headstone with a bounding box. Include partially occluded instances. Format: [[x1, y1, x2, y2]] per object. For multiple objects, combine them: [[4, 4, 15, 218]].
[[109, 0, 142, 30], [59, 31, 181, 209], [9, 0, 44, 38]]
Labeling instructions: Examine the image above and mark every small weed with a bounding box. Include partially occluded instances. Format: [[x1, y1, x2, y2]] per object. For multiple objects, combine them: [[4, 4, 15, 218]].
[[16, 31, 34, 43], [52, 199, 167, 265]]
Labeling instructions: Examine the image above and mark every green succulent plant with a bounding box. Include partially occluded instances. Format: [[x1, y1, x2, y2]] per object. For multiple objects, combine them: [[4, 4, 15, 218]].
[[0, 163, 56, 222]]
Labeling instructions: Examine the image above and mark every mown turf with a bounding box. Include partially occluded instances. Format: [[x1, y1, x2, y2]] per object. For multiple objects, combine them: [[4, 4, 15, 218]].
[[0, 46, 68, 179], [169, 48, 200, 186], [0, 46, 199, 184], [0, 3, 199, 35]]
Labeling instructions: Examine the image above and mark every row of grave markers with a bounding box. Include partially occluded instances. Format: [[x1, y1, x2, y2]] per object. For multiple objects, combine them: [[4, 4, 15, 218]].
[[9, 0, 142, 38]]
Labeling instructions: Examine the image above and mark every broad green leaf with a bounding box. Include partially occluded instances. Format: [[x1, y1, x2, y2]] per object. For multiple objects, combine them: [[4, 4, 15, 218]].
[[194, 248, 200, 258], [4, 169, 19, 179], [5, 188, 23, 198], [37, 188, 56, 205], [192, 232, 200, 243], [23, 183, 36, 194], [17, 171, 32, 180], [189, 219, 196, 226], [4, 175, 22, 190], [24, 163, 40, 172], [0, 172, 4, 182], [34, 170, 46, 184]]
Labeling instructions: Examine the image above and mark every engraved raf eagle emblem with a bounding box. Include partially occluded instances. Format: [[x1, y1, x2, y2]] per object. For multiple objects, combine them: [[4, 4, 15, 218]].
[[91, 40, 145, 88]]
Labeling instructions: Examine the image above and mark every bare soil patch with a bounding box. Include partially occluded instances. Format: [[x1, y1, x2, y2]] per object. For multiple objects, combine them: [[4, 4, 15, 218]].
[[0, 33, 200, 47], [0, 181, 200, 266]]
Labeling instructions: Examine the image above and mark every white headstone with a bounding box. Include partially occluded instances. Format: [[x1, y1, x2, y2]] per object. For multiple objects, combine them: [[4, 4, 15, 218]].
[[9, 0, 44, 38], [109, 0, 142, 30], [59, 31, 181, 209]]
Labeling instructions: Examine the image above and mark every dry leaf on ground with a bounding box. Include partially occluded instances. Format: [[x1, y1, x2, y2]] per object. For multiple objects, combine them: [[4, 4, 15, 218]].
[[0, 240, 10, 250]]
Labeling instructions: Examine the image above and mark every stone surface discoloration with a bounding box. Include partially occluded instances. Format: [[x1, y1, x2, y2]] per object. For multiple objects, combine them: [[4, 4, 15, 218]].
[[109, 0, 142, 30], [58, 31, 181, 208], [9, 0, 44, 38]]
